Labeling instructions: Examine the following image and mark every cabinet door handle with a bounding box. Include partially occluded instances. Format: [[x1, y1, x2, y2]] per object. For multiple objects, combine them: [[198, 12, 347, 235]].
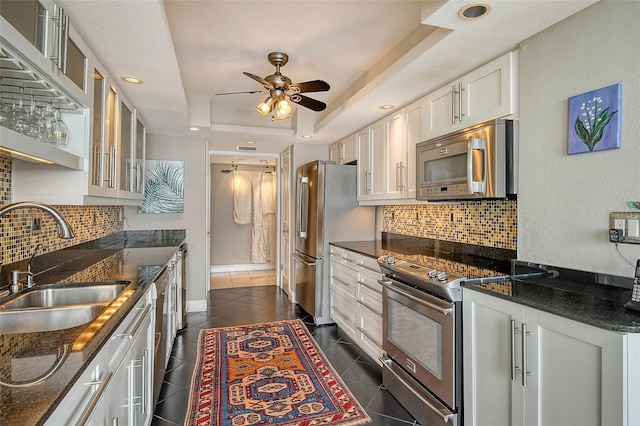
[[332, 306, 352, 322], [521, 323, 532, 386], [510, 320, 521, 381], [358, 279, 382, 295], [142, 349, 148, 414], [356, 326, 382, 348], [118, 304, 152, 339], [109, 146, 116, 188], [77, 371, 114, 426], [451, 85, 457, 123], [357, 299, 382, 317], [458, 82, 465, 122], [60, 13, 69, 74], [93, 145, 101, 185], [331, 275, 352, 289]]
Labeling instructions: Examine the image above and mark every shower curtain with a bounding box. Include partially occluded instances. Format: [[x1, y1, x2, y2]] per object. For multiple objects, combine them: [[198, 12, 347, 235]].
[[250, 171, 277, 263]]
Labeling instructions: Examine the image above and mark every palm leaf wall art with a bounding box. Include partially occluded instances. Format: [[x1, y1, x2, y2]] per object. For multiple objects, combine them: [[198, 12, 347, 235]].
[[138, 160, 184, 213]]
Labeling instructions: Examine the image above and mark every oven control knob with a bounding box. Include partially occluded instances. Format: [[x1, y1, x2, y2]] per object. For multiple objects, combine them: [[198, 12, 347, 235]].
[[437, 271, 447, 281], [428, 269, 437, 278]]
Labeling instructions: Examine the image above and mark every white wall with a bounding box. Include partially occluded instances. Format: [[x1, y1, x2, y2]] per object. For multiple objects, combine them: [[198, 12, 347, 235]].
[[125, 134, 209, 305], [519, 1, 640, 276]]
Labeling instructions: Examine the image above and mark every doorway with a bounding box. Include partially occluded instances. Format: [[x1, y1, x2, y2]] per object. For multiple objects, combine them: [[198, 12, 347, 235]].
[[208, 152, 280, 290]]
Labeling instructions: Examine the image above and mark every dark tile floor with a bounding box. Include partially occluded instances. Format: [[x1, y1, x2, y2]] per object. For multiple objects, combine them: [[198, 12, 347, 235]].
[[152, 285, 419, 425]]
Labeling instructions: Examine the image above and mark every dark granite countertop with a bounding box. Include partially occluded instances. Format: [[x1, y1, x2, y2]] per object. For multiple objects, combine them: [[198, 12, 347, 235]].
[[330, 240, 383, 259], [464, 263, 640, 333], [0, 230, 185, 426], [333, 233, 640, 334]]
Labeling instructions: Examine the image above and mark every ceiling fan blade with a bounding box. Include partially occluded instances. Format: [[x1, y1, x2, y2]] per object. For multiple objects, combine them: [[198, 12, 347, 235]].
[[292, 80, 330, 93], [215, 90, 265, 96], [291, 94, 326, 112], [243, 72, 272, 89]]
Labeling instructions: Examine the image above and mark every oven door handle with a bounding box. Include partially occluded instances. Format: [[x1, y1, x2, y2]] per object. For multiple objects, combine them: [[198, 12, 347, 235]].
[[380, 356, 455, 423], [378, 279, 454, 316]]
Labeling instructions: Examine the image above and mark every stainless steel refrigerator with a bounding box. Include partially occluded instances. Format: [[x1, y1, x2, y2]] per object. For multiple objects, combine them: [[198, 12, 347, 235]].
[[294, 160, 375, 325]]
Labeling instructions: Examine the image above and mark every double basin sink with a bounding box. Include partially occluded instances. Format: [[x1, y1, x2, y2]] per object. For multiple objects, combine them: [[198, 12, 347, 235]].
[[0, 282, 131, 334]]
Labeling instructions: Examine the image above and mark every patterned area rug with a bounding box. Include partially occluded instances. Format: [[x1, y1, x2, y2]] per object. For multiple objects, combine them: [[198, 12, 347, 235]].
[[184, 319, 371, 426]]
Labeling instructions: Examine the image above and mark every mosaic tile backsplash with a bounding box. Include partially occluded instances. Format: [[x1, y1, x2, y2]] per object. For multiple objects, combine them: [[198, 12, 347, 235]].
[[0, 155, 124, 265], [382, 199, 517, 250]]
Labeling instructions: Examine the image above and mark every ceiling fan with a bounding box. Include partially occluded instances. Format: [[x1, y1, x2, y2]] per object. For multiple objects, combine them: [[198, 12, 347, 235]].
[[218, 52, 330, 120]]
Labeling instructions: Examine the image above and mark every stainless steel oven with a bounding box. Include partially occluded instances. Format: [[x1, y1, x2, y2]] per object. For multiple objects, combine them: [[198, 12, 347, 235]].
[[378, 256, 464, 426]]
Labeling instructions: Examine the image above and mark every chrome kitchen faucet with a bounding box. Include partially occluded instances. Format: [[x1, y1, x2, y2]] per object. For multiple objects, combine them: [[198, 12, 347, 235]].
[[0, 201, 75, 294]]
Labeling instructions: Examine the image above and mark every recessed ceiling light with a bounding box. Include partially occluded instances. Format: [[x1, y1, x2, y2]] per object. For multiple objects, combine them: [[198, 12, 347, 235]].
[[302, 135, 312, 139], [459, 2, 491, 20], [189, 126, 199, 131], [121, 76, 143, 84], [246, 141, 255, 145], [379, 104, 394, 110]]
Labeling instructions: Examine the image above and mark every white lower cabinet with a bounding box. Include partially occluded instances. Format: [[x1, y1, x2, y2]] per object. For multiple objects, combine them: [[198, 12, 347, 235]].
[[329, 245, 384, 364], [463, 289, 637, 426], [46, 287, 155, 425]]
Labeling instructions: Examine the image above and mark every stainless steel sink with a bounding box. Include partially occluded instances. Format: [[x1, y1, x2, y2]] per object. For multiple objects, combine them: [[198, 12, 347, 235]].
[[0, 304, 106, 334], [1, 283, 128, 309], [0, 281, 132, 334]]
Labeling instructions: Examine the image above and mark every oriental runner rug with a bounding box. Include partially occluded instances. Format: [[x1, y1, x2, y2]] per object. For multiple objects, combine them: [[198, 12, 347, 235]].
[[184, 319, 371, 426]]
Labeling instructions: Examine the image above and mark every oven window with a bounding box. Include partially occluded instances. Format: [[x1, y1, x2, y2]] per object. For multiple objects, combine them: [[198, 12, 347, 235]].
[[388, 298, 443, 379], [424, 154, 467, 183]]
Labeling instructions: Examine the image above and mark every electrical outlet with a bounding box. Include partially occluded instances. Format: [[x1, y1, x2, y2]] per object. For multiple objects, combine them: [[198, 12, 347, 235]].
[[614, 219, 626, 235]]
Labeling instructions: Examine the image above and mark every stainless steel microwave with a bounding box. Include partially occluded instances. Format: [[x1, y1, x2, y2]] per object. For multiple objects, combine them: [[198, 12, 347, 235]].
[[416, 119, 518, 201]]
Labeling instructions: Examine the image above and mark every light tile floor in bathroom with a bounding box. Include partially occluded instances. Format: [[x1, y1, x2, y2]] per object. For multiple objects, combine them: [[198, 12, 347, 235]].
[[210, 269, 277, 289]]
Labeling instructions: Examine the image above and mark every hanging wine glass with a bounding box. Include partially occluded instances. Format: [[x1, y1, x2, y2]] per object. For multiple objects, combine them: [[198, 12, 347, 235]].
[[0, 100, 14, 130], [40, 103, 56, 144], [12, 89, 29, 135], [24, 95, 41, 139], [50, 108, 69, 146]]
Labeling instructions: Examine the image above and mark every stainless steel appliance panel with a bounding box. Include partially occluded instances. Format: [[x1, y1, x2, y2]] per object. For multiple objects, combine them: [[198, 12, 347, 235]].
[[416, 119, 517, 201], [177, 243, 187, 330], [294, 161, 375, 325], [293, 252, 322, 318], [152, 265, 169, 407], [381, 279, 458, 409], [382, 355, 457, 426], [296, 161, 323, 258]]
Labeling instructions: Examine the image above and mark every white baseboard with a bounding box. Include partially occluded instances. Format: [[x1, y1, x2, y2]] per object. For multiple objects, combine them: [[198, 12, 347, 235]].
[[211, 263, 276, 273], [187, 299, 207, 312]]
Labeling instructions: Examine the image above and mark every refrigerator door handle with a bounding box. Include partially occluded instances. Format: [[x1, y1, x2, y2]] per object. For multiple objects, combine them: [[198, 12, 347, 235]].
[[293, 253, 317, 267], [297, 176, 309, 238]]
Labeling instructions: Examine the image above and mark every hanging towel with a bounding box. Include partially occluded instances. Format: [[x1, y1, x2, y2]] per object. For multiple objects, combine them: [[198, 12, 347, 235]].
[[261, 172, 277, 214], [233, 171, 251, 225], [250, 172, 277, 264]]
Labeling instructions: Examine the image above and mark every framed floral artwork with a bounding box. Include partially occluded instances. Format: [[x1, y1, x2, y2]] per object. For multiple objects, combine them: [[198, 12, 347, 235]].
[[567, 82, 621, 155], [138, 160, 184, 213]]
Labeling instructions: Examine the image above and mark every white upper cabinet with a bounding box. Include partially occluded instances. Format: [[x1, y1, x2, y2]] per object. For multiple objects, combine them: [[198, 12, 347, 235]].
[[356, 127, 370, 201], [2, 5, 147, 205], [330, 133, 357, 165], [425, 50, 518, 140], [402, 97, 425, 200], [0, 4, 91, 169], [357, 122, 386, 201], [356, 102, 423, 204], [381, 111, 405, 200]]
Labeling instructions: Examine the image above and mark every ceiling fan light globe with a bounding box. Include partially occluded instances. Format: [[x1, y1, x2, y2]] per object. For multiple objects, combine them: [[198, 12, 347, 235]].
[[256, 97, 275, 116], [276, 99, 292, 119]]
